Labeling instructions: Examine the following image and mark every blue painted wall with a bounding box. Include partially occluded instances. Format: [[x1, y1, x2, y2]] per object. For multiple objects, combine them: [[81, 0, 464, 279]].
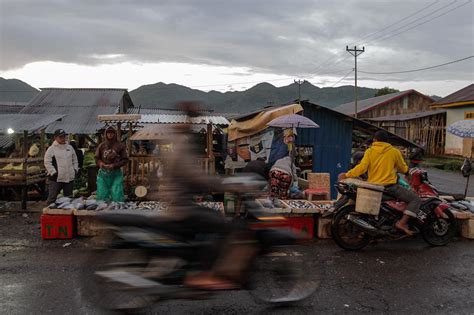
[[296, 102, 353, 198]]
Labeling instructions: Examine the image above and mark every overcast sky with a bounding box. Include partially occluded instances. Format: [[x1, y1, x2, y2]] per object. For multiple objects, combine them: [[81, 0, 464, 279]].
[[0, 0, 473, 96]]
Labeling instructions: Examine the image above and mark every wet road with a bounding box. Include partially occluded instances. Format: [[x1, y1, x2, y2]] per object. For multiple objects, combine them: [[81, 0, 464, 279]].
[[1, 211, 474, 314], [425, 167, 474, 197]]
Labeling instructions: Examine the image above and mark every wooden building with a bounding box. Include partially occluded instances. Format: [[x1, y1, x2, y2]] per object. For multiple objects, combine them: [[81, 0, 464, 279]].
[[431, 84, 474, 156], [335, 89, 435, 119], [365, 110, 446, 155], [335, 90, 444, 155]]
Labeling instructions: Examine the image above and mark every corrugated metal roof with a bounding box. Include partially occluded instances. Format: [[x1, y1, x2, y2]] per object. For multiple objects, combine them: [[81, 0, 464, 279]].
[[0, 102, 28, 114], [20, 88, 134, 134], [365, 109, 446, 122], [0, 135, 14, 149], [128, 107, 235, 118], [128, 107, 214, 115], [431, 84, 474, 107], [139, 114, 229, 125], [334, 90, 433, 115], [0, 114, 65, 133]]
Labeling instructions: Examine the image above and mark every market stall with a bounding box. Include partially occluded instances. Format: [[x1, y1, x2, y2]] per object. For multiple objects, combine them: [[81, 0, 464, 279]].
[[98, 113, 229, 199], [0, 114, 65, 209]]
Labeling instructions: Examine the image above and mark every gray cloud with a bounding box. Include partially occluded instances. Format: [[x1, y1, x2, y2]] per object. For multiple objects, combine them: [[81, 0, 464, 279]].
[[1, 0, 473, 83]]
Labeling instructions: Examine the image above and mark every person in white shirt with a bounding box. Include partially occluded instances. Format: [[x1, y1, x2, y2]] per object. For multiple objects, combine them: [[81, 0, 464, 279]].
[[44, 129, 78, 204]]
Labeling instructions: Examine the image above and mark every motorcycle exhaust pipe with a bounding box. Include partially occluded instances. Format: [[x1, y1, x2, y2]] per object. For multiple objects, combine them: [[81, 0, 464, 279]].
[[346, 215, 383, 236]]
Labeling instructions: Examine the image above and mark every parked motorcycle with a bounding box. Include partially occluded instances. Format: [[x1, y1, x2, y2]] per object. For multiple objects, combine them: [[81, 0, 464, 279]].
[[81, 177, 317, 312], [331, 168, 457, 251]]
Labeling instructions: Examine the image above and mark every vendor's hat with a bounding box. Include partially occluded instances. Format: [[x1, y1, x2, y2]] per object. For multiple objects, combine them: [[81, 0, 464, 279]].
[[53, 129, 67, 137]]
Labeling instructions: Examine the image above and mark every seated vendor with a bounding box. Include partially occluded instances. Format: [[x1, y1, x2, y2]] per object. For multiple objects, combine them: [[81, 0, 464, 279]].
[[269, 156, 297, 201]]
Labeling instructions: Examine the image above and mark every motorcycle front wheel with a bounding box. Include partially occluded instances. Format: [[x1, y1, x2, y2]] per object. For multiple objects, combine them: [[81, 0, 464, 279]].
[[421, 209, 456, 246], [81, 247, 157, 312], [331, 205, 372, 251], [248, 246, 318, 305]]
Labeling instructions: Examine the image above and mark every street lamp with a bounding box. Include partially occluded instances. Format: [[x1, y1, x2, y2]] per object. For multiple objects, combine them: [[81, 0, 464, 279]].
[[7, 128, 14, 134]]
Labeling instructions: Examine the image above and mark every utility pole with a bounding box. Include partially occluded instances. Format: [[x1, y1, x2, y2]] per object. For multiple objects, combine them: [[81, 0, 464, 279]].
[[346, 46, 365, 118], [294, 79, 305, 104]]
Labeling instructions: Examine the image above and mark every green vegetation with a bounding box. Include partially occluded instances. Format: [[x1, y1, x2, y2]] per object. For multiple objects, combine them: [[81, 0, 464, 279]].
[[374, 86, 400, 97], [422, 156, 465, 172]]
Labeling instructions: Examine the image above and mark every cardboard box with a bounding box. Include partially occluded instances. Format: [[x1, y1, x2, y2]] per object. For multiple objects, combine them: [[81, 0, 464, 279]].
[[461, 219, 474, 239], [317, 217, 332, 239], [41, 214, 74, 239], [76, 215, 104, 236]]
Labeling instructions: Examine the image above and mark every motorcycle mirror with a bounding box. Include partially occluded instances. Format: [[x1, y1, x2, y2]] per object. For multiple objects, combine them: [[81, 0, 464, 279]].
[[461, 158, 472, 178]]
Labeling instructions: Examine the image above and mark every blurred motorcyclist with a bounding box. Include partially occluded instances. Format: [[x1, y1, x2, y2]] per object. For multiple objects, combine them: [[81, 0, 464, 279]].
[[159, 102, 257, 290]]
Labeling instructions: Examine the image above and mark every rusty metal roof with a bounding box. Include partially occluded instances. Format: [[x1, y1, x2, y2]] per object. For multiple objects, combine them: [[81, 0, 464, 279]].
[[20, 88, 134, 134], [431, 84, 474, 107], [365, 109, 446, 122], [0, 114, 65, 133], [334, 90, 434, 115]]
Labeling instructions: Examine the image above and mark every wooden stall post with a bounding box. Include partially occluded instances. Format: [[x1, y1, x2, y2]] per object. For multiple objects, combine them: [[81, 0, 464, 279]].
[[207, 123, 215, 175], [127, 122, 133, 192], [40, 129, 46, 156], [21, 130, 28, 210]]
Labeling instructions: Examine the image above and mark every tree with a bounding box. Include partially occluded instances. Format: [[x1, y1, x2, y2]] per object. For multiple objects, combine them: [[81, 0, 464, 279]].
[[374, 86, 400, 97]]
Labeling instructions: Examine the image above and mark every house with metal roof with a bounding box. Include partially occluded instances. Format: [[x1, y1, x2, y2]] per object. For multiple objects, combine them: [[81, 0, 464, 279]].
[[431, 84, 474, 156], [335, 89, 445, 155], [20, 88, 134, 134]]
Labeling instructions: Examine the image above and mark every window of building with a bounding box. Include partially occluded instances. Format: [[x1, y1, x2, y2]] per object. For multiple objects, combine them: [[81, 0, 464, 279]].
[[464, 111, 474, 119], [402, 96, 408, 110]]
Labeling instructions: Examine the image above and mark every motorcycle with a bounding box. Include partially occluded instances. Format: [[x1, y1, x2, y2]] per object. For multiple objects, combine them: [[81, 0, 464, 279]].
[[331, 168, 457, 251], [81, 177, 317, 312]]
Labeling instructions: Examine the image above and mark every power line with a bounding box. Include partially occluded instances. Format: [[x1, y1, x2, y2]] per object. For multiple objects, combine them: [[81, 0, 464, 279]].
[[362, 0, 459, 45], [330, 69, 354, 87], [350, 0, 441, 46], [311, 1, 469, 77], [359, 55, 474, 75], [364, 0, 472, 45], [311, 1, 444, 75]]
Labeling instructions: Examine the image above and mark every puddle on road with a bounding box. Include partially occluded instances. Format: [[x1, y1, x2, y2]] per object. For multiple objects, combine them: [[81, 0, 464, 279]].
[[0, 240, 33, 253]]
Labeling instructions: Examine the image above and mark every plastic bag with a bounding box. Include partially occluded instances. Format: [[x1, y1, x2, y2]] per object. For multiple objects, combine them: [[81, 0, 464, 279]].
[[398, 175, 410, 190]]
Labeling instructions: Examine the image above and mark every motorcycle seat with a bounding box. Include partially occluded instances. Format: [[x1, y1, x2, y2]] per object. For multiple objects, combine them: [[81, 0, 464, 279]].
[[382, 194, 397, 201]]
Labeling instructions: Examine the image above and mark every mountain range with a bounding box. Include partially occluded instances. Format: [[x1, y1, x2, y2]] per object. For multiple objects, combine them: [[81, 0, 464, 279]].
[[129, 81, 379, 113], [0, 77, 39, 103], [0, 77, 440, 113]]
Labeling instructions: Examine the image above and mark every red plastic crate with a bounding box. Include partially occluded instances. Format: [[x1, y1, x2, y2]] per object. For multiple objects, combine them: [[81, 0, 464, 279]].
[[41, 214, 75, 239], [250, 216, 314, 239]]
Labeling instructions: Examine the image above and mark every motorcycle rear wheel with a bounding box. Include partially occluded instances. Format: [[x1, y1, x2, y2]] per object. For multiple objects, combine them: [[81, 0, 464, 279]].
[[331, 205, 372, 251], [421, 209, 456, 246]]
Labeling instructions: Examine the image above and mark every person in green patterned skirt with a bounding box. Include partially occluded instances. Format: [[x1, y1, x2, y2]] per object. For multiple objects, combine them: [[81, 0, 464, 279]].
[[95, 126, 128, 202]]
